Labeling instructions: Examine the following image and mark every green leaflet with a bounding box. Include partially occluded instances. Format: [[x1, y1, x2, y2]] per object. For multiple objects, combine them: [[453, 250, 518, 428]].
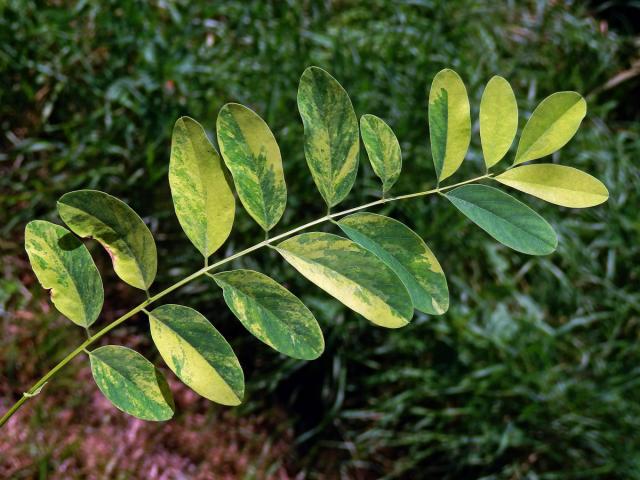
[[57, 190, 157, 290], [216, 104, 286, 231], [25, 220, 103, 327], [480, 76, 518, 168], [89, 345, 174, 421], [213, 270, 324, 360], [360, 114, 402, 194], [428, 69, 471, 182], [514, 92, 586, 165], [169, 116, 235, 258], [495, 164, 609, 208], [297, 66, 359, 208], [148, 304, 244, 406], [337, 213, 449, 315], [445, 184, 557, 255], [275, 232, 413, 328]]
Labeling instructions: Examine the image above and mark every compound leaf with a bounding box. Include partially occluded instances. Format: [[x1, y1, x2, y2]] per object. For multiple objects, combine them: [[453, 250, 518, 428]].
[[213, 270, 324, 360], [445, 184, 557, 255], [25, 220, 103, 327], [514, 92, 586, 165], [89, 345, 174, 421], [148, 304, 244, 406], [480, 76, 518, 168], [169, 116, 235, 257], [216, 104, 286, 231], [360, 114, 402, 194], [495, 164, 609, 208], [337, 213, 449, 315], [428, 68, 471, 182], [275, 232, 413, 328], [297, 66, 359, 208], [57, 190, 157, 290]]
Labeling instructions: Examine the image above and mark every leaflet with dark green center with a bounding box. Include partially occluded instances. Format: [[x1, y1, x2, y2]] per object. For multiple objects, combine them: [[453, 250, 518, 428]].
[[216, 104, 286, 231], [24, 220, 103, 327], [275, 232, 413, 328], [57, 190, 157, 290], [297, 66, 359, 207], [360, 114, 402, 194], [89, 345, 174, 421], [148, 304, 244, 406], [337, 213, 449, 315], [213, 270, 324, 360]]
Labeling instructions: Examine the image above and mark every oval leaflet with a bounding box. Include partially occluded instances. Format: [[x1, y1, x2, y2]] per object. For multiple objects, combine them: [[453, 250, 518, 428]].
[[169, 116, 235, 258], [275, 232, 413, 328], [25, 220, 103, 328], [148, 304, 244, 406], [445, 184, 558, 255], [217, 103, 286, 231], [337, 213, 449, 315], [89, 345, 174, 421], [213, 270, 324, 360], [57, 190, 157, 291]]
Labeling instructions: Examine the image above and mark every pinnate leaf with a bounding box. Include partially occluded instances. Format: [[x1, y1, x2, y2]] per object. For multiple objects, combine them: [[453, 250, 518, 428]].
[[445, 184, 557, 255], [275, 232, 413, 328], [297, 66, 359, 207], [514, 92, 586, 165], [360, 114, 402, 194], [57, 190, 157, 290], [480, 76, 518, 168], [428, 69, 471, 182], [213, 270, 324, 360], [89, 345, 174, 421], [337, 213, 449, 315], [25, 220, 103, 327], [495, 164, 608, 208], [217, 104, 286, 231], [148, 304, 244, 406], [169, 116, 235, 257]]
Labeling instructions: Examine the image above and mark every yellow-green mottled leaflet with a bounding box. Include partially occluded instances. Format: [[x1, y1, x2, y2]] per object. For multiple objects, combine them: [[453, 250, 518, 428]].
[[514, 92, 586, 165], [169, 116, 235, 257], [216, 103, 286, 232], [428, 69, 471, 182], [360, 114, 402, 195], [24, 220, 103, 328], [57, 190, 157, 290], [275, 232, 413, 328], [148, 304, 244, 406], [297, 66, 359, 208], [89, 345, 174, 421], [337, 213, 449, 315], [445, 184, 557, 255], [480, 76, 518, 169], [495, 164, 609, 208], [213, 270, 324, 360]]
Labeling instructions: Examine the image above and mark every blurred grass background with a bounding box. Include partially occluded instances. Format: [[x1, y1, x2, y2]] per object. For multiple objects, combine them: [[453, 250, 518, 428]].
[[1, 0, 639, 478]]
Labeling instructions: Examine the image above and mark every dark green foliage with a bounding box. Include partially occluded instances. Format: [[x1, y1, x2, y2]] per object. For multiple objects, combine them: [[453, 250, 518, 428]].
[[2, 0, 639, 478]]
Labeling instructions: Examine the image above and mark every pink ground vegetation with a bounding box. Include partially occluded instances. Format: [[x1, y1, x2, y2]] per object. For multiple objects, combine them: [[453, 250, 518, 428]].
[[0, 272, 297, 479], [1, 360, 296, 479]]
